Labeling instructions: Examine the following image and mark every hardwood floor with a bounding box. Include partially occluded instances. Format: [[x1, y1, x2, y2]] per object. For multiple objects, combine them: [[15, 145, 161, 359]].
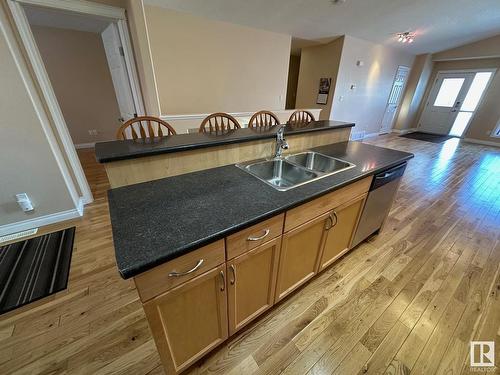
[[0, 137, 498, 374]]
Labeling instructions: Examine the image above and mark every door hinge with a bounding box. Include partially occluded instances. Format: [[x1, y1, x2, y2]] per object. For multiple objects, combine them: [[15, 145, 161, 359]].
[[119, 46, 125, 56]]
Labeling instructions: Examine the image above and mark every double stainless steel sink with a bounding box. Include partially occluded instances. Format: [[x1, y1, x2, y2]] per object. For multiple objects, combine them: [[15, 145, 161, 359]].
[[236, 151, 355, 191]]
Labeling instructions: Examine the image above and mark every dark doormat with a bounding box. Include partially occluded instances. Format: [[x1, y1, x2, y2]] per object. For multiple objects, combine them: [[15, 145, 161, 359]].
[[0, 227, 75, 315], [400, 132, 456, 143]]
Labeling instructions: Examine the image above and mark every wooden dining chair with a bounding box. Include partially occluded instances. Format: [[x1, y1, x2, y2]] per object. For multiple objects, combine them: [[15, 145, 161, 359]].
[[116, 116, 177, 140], [199, 113, 241, 134], [248, 110, 280, 128], [288, 110, 315, 125]]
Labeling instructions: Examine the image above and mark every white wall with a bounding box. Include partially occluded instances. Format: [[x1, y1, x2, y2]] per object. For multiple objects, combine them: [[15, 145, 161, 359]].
[[330, 36, 415, 136]]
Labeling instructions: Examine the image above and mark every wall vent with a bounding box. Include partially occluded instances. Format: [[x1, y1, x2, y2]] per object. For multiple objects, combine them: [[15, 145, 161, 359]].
[[350, 131, 365, 141]]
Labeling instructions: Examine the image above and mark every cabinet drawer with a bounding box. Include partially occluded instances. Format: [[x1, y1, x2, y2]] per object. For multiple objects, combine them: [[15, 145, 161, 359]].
[[284, 176, 372, 232], [134, 240, 225, 302], [226, 214, 284, 260]]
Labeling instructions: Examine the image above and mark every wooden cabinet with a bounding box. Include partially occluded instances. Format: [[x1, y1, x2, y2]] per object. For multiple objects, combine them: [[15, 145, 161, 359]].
[[318, 194, 367, 271], [136, 176, 377, 373], [274, 212, 330, 302], [227, 237, 281, 335], [284, 177, 371, 231], [143, 264, 228, 374]]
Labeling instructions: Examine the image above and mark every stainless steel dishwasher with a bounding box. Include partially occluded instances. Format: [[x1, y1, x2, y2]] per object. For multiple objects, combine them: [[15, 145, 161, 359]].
[[352, 162, 407, 247]]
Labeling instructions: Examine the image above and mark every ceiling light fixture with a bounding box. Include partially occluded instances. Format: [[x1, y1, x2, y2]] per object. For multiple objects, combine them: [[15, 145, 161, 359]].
[[397, 31, 415, 44]]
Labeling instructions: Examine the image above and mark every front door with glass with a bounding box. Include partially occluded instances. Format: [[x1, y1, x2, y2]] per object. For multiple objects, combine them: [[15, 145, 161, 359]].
[[419, 71, 493, 136]]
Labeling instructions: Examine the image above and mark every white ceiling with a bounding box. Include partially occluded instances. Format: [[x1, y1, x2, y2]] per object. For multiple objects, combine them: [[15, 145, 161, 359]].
[[24, 5, 111, 33], [145, 0, 500, 55]]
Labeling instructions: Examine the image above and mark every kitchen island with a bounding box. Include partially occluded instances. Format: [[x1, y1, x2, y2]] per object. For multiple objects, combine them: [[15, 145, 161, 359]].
[[95, 120, 355, 188], [102, 134, 413, 374]]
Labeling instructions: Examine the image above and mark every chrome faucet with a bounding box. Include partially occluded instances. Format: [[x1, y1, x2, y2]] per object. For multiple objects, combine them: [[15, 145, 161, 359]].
[[274, 125, 289, 158]]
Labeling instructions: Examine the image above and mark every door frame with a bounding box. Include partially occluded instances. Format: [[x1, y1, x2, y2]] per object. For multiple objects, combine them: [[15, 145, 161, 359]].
[[7, 0, 145, 205], [418, 68, 497, 136]]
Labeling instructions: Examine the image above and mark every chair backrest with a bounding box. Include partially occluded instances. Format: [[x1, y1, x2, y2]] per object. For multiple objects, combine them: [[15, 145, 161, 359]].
[[248, 110, 280, 128], [288, 110, 315, 125], [116, 116, 176, 140], [199, 113, 241, 134]]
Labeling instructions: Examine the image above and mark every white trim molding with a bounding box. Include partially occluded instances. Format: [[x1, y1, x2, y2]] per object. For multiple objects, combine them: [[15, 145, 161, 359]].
[[463, 138, 500, 148], [74, 142, 96, 149], [8, 0, 146, 207], [0, 203, 84, 236], [13, 0, 125, 19], [161, 109, 323, 134], [162, 109, 323, 122]]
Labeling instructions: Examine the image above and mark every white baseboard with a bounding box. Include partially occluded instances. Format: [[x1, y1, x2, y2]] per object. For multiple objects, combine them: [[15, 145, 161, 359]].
[[463, 138, 500, 148], [74, 142, 96, 149], [391, 128, 417, 134], [0, 198, 85, 236], [364, 132, 381, 139]]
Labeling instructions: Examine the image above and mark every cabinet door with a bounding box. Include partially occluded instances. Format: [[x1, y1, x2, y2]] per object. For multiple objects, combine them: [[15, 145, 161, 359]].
[[227, 237, 281, 335], [143, 265, 228, 374], [319, 194, 366, 271], [275, 212, 330, 302]]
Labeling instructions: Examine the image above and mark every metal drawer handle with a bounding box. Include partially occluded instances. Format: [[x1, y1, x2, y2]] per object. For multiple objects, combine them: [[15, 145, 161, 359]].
[[220, 270, 225, 291], [247, 229, 270, 241], [168, 259, 204, 277], [229, 264, 236, 285], [376, 171, 397, 179], [325, 211, 338, 230]]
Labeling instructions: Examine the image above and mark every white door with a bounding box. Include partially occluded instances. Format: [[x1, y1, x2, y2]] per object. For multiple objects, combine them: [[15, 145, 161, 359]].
[[419, 72, 475, 135], [379, 66, 410, 134], [101, 23, 136, 123]]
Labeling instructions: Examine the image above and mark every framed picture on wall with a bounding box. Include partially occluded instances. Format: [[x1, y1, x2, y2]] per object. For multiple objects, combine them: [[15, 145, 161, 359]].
[[316, 78, 331, 105]]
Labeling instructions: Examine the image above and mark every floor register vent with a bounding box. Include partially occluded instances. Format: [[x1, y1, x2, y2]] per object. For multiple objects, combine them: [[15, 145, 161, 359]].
[[0, 228, 38, 244]]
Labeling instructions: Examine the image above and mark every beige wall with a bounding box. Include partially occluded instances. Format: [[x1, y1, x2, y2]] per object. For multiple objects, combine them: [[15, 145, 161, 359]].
[[0, 9, 76, 228], [393, 54, 433, 131], [144, 6, 291, 115], [285, 55, 300, 109], [416, 59, 500, 144], [433, 34, 500, 61], [295, 38, 344, 120], [330, 35, 415, 135], [32, 26, 121, 145]]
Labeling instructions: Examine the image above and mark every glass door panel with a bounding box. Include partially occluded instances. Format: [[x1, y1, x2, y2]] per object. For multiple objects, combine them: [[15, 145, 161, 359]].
[[449, 112, 473, 137], [461, 72, 492, 111], [449, 72, 493, 137], [433, 78, 466, 107]]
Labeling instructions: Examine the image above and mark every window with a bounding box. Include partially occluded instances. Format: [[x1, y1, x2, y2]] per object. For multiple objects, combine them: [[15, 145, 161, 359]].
[[434, 78, 465, 107]]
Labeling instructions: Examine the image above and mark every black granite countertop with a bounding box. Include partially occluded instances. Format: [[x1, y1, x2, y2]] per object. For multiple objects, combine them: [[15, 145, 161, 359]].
[[107, 141, 413, 279], [95, 120, 354, 163]]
